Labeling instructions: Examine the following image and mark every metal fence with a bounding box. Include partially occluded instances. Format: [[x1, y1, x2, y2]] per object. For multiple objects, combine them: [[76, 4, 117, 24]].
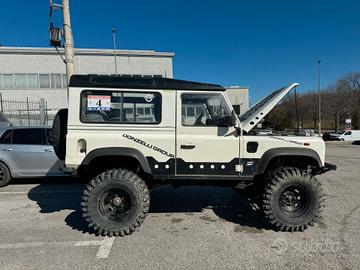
[[0, 94, 60, 126]]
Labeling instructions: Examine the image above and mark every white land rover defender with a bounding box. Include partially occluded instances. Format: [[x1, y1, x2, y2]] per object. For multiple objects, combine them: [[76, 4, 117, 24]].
[[53, 75, 336, 236]]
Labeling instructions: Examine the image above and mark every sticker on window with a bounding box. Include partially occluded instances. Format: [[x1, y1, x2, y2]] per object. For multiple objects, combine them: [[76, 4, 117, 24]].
[[87, 95, 111, 111], [144, 94, 154, 103]]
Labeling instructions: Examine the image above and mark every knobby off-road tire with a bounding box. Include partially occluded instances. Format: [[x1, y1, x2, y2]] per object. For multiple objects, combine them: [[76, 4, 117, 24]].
[[52, 108, 68, 160], [0, 162, 11, 187], [262, 167, 324, 232], [81, 169, 150, 236]]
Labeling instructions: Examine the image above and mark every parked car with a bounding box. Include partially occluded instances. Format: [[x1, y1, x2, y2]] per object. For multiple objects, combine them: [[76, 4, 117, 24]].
[[329, 130, 360, 141], [298, 129, 315, 137], [0, 126, 65, 187], [322, 132, 331, 141]]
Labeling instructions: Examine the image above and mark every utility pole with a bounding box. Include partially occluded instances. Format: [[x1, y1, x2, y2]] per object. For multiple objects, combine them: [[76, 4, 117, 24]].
[[62, 0, 75, 86], [317, 60, 322, 137], [112, 28, 118, 74]]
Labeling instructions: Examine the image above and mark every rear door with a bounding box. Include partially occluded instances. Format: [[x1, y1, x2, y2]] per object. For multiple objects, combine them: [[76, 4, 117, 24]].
[[43, 128, 64, 175], [7, 128, 46, 176]]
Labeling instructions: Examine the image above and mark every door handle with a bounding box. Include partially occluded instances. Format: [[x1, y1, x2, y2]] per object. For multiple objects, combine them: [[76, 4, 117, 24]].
[[44, 149, 54, 152], [181, 144, 196, 150], [3, 148, 13, 151]]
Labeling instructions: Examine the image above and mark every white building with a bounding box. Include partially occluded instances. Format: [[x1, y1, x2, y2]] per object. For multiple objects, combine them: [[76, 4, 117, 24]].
[[0, 47, 174, 109], [225, 86, 249, 115]]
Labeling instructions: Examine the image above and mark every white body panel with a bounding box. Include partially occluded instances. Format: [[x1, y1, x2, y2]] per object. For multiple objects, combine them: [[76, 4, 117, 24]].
[[240, 83, 299, 132], [242, 136, 326, 166]]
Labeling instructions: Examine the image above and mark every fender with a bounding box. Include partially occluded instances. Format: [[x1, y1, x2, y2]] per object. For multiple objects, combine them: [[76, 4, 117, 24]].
[[256, 147, 322, 175], [81, 147, 152, 174]]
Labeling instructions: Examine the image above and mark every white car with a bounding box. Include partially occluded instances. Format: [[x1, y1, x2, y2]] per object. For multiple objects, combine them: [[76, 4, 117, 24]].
[[330, 130, 360, 141], [52, 75, 337, 236]]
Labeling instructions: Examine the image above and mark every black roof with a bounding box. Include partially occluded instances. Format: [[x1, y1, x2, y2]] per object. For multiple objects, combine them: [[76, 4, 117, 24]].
[[69, 75, 225, 91]]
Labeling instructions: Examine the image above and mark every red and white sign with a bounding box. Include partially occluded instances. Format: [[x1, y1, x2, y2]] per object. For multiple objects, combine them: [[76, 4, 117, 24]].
[[87, 95, 111, 111]]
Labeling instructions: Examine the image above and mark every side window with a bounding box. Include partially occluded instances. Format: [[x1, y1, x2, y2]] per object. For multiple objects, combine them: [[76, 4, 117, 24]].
[[181, 93, 231, 126], [345, 131, 352, 135], [12, 129, 43, 145], [80, 90, 162, 124], [0, 130, 12, 144]]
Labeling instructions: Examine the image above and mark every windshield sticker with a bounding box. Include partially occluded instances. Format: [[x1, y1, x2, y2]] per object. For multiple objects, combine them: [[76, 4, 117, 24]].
[[144, 94, 154, 103], [87, 95, 111, 111]]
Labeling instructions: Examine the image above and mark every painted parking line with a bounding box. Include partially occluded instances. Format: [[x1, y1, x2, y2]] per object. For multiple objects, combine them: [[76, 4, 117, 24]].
[[0, 190, 81, 195], [0, 237, 115, 259], [75, 236, 115, 259]]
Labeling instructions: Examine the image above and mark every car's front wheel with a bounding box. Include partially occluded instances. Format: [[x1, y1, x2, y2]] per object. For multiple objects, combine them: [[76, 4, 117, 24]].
[[262, 167, 323, 232], [0, 162, 12, 187], [81, 168, 150, 236]]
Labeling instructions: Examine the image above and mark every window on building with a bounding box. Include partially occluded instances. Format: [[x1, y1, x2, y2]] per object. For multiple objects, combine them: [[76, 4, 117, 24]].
[[62, 74, 68, 87], [80, 90, 162, 124], [15, 74, 27, 88], [39, 74, 51, 88], [52, 74, 62, 88], [2, 74, 14, 89], [50, 74, 56, 88], [137, 108, 144, 115], [27, 74, 39, 88]]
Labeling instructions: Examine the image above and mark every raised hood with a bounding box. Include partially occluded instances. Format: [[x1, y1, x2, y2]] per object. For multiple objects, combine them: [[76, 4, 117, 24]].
[[239, 83, 299, 132]]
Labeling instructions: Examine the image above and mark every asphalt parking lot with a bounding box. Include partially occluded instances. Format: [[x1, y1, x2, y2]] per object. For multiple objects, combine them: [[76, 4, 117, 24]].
[[0, 143, 359, 270]]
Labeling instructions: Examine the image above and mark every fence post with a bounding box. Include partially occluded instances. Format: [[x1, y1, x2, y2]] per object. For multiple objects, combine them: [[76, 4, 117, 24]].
[[45, 101, 49, 125], [39, 98, 46, 126], [0, 93, 3, 113], [26, 98, 30, 126]]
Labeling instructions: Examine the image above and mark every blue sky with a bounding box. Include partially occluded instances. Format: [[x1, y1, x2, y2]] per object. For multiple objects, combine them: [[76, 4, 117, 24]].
[[1, 0, 359, 103]]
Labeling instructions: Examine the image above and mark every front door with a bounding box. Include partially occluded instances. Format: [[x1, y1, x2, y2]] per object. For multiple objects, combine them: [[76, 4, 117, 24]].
[[176, 91, 240, 177]]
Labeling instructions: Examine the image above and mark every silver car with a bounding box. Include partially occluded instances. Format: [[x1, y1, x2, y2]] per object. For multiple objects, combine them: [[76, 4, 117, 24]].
[[0, 126, 65, 187]]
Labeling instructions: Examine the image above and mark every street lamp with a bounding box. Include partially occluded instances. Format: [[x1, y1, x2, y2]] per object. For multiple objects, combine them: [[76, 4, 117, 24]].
[[112, 28, 118, 75], [317, 60, 321, 137]]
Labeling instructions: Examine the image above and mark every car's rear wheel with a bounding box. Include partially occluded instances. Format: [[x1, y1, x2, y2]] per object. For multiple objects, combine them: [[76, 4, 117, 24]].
[[81, 168, 150, 236], [0, 162, 12, 187], [262, 167, 323, 232]]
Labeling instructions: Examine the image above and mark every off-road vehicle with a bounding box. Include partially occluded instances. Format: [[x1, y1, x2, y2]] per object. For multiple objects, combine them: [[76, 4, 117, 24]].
[[53, 74, 336, 236]]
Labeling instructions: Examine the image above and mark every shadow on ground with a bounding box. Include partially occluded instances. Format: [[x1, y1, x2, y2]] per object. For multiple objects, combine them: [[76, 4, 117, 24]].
[[27, 180, 271, 235]]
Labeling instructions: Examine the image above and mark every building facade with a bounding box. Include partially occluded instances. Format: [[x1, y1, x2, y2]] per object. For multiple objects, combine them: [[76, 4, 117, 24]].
[[225, 86, 249, 115], [0, 47, 174, 109]]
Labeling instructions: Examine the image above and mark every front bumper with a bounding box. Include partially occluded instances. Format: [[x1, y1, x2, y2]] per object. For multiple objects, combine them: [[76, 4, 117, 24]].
[[315, 162, 337, 175]]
